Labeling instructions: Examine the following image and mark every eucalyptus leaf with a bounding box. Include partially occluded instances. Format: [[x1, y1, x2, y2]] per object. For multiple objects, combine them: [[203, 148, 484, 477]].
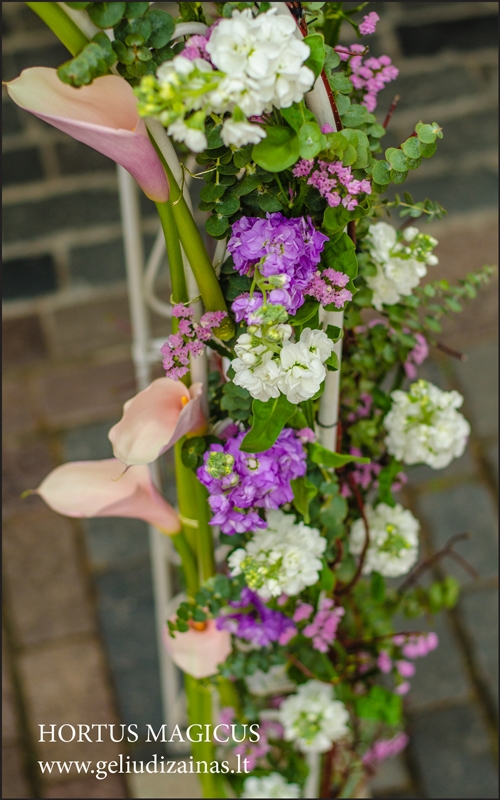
[[88, 1, 126, 28], [299, 122, 325, 160], [252, 127, 300, 172], [146, 8, 175, 48]]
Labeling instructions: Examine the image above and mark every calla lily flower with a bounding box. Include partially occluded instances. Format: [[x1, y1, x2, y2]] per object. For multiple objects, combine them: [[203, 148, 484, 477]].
[[36, 458, 180, 533], [6, 67, 169, 202], [108, 378, 206, 467], [162, 620, 232, 679]]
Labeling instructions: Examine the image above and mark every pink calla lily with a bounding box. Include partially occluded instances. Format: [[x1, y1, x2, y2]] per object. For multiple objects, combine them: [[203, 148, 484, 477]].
[[6, 67, 169, 202], [36, 458, 180, 533], [162, 620, 232, 679], [108, 378, 206, 467]]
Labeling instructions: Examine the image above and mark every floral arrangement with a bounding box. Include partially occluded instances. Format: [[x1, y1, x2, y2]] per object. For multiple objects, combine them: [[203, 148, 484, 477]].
[[11, 2, 494, 798]]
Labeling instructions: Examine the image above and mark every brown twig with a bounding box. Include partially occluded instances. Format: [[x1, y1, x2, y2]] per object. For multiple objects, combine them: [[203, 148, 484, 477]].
[[347, 219, 357, 246], [343, 629, 426, 650], [331, 537, 344, 570], [320, 745, 336, 799], [382, 94, 400, 129], [435, 341, 468, 362], [285, 652, 316, 680], [398, 532, 477, 593], [335, 474, 370, 595], [321, 70, 343, 131]]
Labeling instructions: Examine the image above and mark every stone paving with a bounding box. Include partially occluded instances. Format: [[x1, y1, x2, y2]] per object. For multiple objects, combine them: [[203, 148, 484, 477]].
[[2, 2, 498, 798]]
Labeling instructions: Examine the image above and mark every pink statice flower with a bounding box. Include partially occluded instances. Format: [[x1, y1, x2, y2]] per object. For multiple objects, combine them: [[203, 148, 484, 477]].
[[404, 332, 429, 379], [400, 632, 439, 659], [182, 34, 210, 61], [293, 158, 372, 209], [321, 123, 336, 134], [396, 659, 416, 678], [308, 268, 352, 308], [395, 681, 411, 695], [335, 44, 398, 112], [161, 305, 226, 380], [302, 598, 345, 652], [363, 732, 409, 766], [293, 602, 314, 622], [359, 11, 380, 36], [377, 650, 393, 674]]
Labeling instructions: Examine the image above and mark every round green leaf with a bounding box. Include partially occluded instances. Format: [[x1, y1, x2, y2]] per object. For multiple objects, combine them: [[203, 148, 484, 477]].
[[205, 214, 229, 237], [216, 194, 240, 216], [386, 148, 408, 172], [329, 73, 353, 94], [126, 2, 148, 18], [401, 136, 421, 159], [390, 169, 407, 184], [200, 183, 226, 202], [416, 123, 437, 144], [303, 33, 325, 79], [252, 126, 300, 172], [299, 122, 324, 159], [145, 8, 175, 49], [342, 143, 357, 166], [372, 160, 391, 184], [88, 2, 126, 28], [419, 141, 437, 158]]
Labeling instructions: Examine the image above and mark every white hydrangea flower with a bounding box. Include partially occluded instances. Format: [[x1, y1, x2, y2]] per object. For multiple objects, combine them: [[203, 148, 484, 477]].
[[349, 503, 419, 577], [242, 773, 300, 799], [364, 222, 438, 311], [278, 680, 350, 754], [228, 509, 326, 600], [384, 379, 470, 469], [221, 118, 266, 147], [167, 118, 207, 152]]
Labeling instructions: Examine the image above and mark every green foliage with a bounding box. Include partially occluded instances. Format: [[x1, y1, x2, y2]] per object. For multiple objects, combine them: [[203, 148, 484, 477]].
[[355, 685, 402, 725], [252, 126, 300, 172], [303, 33, 326, 79], [309, 442, 370, 468], [370, 123, 443, 191], [57, 32, 116, 86], [240, 395, 296, 453]]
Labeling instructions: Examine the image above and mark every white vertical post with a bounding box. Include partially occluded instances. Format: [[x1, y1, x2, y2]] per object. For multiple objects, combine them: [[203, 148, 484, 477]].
[[117, 165, 179, 740]]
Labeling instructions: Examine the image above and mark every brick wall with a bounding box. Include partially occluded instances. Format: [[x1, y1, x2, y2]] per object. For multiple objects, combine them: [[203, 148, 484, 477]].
[[2, 3, 498, 798]]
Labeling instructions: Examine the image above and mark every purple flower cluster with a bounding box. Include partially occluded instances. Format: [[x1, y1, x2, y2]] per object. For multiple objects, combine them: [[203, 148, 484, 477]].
[[216, 587, 296, 647], [182, 34, 210, 61], [293, 159, 371, 210], [299, 597, 345, 653], [160, 305, 226, 380], [340, 446, 407, 498], [227, 213, 328, 314], [393, 631, 439, 658], [308, 267, 352, 308], [359, 11, 380, 36], [231, 292, 264, 325], [363, 732, 409, 767], [335, 45, 398, 112], [197, 427, 307, 535]]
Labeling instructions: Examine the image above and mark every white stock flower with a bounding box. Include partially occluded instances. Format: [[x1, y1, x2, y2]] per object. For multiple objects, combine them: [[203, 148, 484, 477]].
[[278, 680, 350, 753], [167, 118, 207, 152], [299, 327, 335, 362], [228, 509, 326, 600], [242, 773, 300, 799], [349, 503, 419, 578], [245, 664, 295, 696], [221, 118, 266, 147], [233, 353, 282, 402], [364, 222, 431, 310], [384, 379, 470, 469]]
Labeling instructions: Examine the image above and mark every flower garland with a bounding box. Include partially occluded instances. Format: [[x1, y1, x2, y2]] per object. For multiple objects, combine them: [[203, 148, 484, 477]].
[[11, 2, 495, 798]]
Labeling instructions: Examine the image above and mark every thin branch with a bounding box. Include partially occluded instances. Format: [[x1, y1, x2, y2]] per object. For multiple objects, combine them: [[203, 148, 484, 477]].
[[435, 341, 468, 362], [285, 652, 316, 680], [320, 745, 336, 799], [344, 629, 426, 650], [398, 532, 475, 593], [383, 94, 400, 129]]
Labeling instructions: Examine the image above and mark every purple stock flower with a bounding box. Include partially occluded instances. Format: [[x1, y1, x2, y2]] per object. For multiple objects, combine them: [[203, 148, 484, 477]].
[[216, 587, 296, 647], [227, 213, 328, 315], [197, 428, 307, 535]]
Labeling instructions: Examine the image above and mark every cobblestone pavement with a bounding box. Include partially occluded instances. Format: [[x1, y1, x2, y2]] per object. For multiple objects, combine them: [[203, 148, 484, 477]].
[[2, 2, 498, 798]]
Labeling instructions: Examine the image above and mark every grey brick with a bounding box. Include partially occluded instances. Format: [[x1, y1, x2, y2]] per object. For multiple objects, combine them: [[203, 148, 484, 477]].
[[94, 559, 163, 735], [2, 315, 48, 366], [406, 613, 471, 710], [386, 168, 498, 215], [68, 240, 126, 287], [3, 189, 121, 242], [397, 13, 499, 57], [63, 421, 116, 462], [415, 483, 498, 581], [409, 703, 498, 798], [51, 297, 133, 358], [370, 754, 411, 795], [56, 141, 115, 176], [433, 111, 498, 162], [2, 440, 55, 519], [3, 147, 44, 186], [12, 43, 70, 77], [2, 98, 24, 136], [376, 66, 479, 117], [453, 341, 498, 440], [3, 254, 58, 300], [459, 588, 498, 708], [85, 518, 149, 571]]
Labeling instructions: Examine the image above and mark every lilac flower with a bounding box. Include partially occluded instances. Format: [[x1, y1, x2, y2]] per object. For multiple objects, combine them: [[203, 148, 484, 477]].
[[308, 268, 352, 308], [197, 428, 307, 535], [363, 732, 409, 766], [216, 588, 296, 647], [227, 213, 328, 315], [359, 11, 380, 35], [161, 305, 226, 380], [231, 292, 264, 324]]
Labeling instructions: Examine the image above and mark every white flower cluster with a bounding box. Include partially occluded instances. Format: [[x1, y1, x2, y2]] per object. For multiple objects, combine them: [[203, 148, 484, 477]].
[[153, 8, 314, 151], [232, 327, 334, 404], [384, 379, 470, 469], [245, 664, 296, 696], [242, 772, 300, 799], [228, 509, 326, 600], [349, 502, 419, 578], [278, 680, 350, 754], [364, 222, 439, 311]]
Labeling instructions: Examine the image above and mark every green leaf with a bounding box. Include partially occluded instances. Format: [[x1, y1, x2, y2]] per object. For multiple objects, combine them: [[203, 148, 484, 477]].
[[233, 144, 253, 168], [386, 148, 409, 172], [325, 351, 339, 371], [419, 141, 437, 158], [428, 582, 443, 613], [401, 136, 421, 159], [281, 101, 316, 134], [442, 576, 460, 608], [320, 562, 336, 592], [88, 2, 126, 28], [240, 395, 296, 453], [335, 92, 351, 116], [205, 214, 229, 237], [299, 122, 325, 160], [216, 195, 240, 216], [309, 443, 370, 468], [252, 126, 300, 172], [372, 160, 391, 185], [416, 123, 437, 144], [341, 104, 375, 127], [390, 169, 408, 185], [329, 73, 353, 94], [371, 572, 385, 602], [291, 298, 320, 326], [342, 143, 357, 166], [232, 172, 261, 196], [206, 124, 224, 149], [303, 33, 325, 79], [126, 3, 149, 18], [355, 685, 402, 725], [326, 325, 343, 343], [145, 8, 175, 48], [200, 183, 226, 202], [290, 477, 318, 523], [377, 459, 403, 507]]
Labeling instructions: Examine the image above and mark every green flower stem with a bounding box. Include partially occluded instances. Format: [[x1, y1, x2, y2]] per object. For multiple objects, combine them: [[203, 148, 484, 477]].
[[184, 675, 226, 798], [170, 531, 199, 600], [174, 441, 199, 559], [155, 201, 189, 317], [25, 2, 88, 56], [217, 676, 241, 714], [148, 137, 234, 341], [191, 476, 215, 583]]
